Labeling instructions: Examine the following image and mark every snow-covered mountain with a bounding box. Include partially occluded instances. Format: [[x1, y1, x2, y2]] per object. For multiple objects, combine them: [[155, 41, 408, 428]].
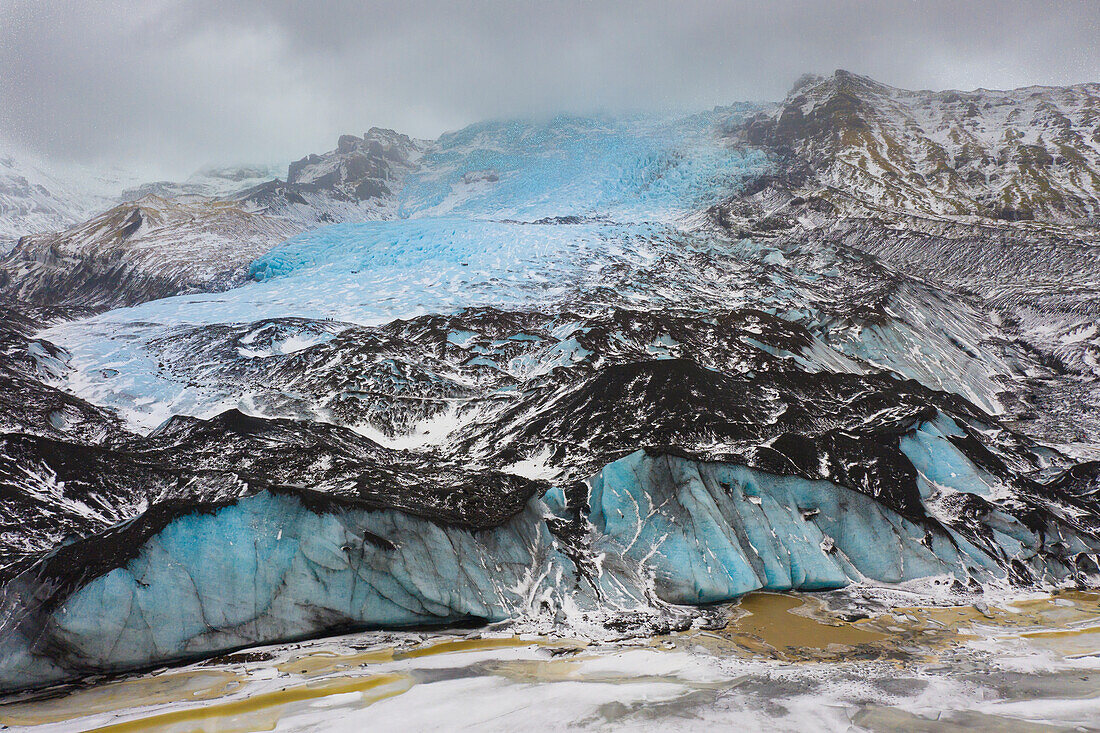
[[0, 196, 306, 309], [739, 69, 1100, 225], [0, 131, 427, 307], [2, 72, 1100, 693], [0, 142, 147, 243], [229, 128, 426, 227]]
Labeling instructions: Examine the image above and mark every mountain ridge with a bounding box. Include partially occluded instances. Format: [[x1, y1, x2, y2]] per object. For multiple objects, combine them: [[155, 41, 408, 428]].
[[735, 69, 1100, 226], [4, 70, 1098, 311]]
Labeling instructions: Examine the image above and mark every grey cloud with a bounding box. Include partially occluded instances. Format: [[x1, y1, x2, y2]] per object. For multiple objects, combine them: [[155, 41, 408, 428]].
[[2, 0, 1098, 178]]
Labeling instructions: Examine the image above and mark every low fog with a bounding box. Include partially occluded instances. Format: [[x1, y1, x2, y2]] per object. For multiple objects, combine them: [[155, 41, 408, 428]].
[[2, 0, 1098, 177]]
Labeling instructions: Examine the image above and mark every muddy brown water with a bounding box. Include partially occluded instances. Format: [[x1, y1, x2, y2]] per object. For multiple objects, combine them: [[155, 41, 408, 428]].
[[1, 591, 1097, 731]]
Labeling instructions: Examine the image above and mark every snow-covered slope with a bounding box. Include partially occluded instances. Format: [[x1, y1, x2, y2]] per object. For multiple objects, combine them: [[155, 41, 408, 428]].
[[0, 142, 144, 242], [740, 70, 1100, 224]]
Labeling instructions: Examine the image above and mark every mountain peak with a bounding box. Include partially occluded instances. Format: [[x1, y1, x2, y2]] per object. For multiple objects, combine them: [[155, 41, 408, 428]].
[[784, 69, 897, 104], [755, 69, 1100, 223]]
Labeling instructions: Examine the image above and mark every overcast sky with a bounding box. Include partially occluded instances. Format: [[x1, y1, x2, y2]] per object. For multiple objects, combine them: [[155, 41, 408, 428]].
[[2, 0, 1099, 178]]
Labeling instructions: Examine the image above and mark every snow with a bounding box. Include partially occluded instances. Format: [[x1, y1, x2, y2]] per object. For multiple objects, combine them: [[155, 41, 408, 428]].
[[501, 447, 558, 480], [352, 406, 471, 450], [0, 140, 146, 240]]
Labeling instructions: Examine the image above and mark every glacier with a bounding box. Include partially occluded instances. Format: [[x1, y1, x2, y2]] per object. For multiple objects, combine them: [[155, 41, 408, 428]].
[[5, 101, 1100, 698], [36, 109, 1049, 440], [38, 109, 776, 431], [394, 109, 767, 220]]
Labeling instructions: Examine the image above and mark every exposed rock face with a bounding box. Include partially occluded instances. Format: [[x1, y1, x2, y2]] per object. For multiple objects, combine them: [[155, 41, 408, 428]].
[[738, 69, 1100, 224], [285, 127, 422, 203]]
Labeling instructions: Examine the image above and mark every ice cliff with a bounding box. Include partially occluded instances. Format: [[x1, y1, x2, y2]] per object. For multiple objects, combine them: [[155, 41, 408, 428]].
[[3, 435, 1097, 691]]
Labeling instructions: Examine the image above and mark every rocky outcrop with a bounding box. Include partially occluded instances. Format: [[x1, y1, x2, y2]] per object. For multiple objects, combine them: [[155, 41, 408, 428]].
[[285, 127, 422, 203], [736, 69, 1100, 225], [0, 196, 305, 309]]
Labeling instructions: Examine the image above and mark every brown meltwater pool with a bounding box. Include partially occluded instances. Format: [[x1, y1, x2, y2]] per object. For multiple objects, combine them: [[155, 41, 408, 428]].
[[1, 590, 1098, 731]]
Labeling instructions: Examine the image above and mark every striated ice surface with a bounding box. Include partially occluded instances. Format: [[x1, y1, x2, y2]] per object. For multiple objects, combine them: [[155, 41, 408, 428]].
[[61, 219, 660, 329], [395, 109, 767, 221], [0, 487, 628, 691], [584, 451, 1012, 604], [7, 445, 1090, 691], [901, 415, 996, 499]]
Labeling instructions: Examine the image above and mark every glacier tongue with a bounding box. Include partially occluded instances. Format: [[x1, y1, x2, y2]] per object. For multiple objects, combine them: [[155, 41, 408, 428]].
[[4, 446, 1095, 693]]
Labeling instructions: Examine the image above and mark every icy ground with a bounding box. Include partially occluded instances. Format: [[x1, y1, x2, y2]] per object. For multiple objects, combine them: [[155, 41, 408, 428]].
[[2, 589, 1098, 732], [41, 108, 775, 431]]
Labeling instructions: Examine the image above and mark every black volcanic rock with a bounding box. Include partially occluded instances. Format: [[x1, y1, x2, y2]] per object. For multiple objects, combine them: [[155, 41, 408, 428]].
[[285, 127, 420, 201]]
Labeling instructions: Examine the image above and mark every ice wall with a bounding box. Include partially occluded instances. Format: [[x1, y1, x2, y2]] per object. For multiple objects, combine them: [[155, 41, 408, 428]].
[[0, 491, 593, 691], [5, 441, 1092, 692]]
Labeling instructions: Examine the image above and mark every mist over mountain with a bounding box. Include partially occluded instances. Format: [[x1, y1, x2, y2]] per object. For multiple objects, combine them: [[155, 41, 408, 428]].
[[3, 0, 1099, 176]]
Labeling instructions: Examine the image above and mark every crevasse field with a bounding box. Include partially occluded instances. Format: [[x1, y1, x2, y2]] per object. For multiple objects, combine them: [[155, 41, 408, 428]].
[[46, 110, 772, 428]]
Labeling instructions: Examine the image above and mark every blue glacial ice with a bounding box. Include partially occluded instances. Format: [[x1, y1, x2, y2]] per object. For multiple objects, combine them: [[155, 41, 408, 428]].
[[0, 487, 644, 691], [6, 445, 1091, 691], [42, 219, 709, 428], [586, 450, 993, 603], [66, 219, 658, 329], [900, 415, 996, 499], [896, 414, 1097, 571], [61, 109, 771, 330], [394, 109, 768, 221]]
